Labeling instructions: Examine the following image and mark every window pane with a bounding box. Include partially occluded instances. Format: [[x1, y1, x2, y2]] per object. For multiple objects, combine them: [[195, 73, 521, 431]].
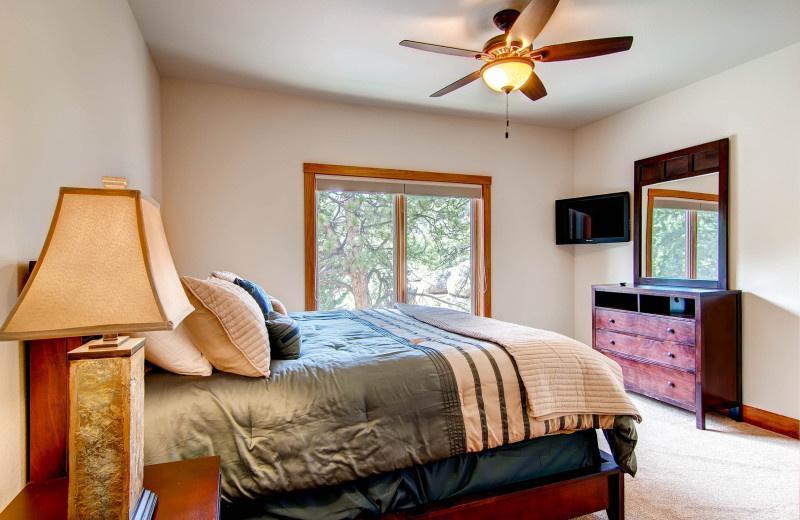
[[406, 195, 472, 312], [695, 210, 719, 280], [316, 191, 395, 310], [651, 208, 687, 279]]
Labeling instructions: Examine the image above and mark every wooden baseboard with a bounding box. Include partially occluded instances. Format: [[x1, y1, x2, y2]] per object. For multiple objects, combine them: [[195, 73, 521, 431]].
[[721, 405, 799, 439]]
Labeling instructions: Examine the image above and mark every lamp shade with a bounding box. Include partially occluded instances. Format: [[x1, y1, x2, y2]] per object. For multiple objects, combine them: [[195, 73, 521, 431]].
[[0, 187, 193, 340], [481, 58, 534, 92]]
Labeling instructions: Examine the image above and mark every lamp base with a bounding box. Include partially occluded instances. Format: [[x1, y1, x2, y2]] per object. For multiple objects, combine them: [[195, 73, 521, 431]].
[[68, 337, 145, 519], [86, 334, 131, 349]]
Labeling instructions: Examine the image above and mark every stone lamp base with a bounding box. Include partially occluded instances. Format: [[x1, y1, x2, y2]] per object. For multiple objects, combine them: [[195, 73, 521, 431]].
[[67, 337, 145, 520]]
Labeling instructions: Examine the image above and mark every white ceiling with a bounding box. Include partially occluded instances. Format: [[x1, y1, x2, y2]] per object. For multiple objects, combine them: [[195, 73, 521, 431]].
[[128, 0, 800, 129]]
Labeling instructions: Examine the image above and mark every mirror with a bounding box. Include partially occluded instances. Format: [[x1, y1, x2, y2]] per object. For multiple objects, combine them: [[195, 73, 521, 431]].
[[642, 173, 719, 280], [634, 139, 729, 289]]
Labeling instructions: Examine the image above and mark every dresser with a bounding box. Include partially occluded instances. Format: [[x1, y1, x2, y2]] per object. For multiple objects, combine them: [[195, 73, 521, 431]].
[[592, 284, 741, 429]]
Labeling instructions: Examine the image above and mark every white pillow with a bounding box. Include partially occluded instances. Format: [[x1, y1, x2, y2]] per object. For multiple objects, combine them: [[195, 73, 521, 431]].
[[180, 276, 271, 378], [132, 322, 213, 376]]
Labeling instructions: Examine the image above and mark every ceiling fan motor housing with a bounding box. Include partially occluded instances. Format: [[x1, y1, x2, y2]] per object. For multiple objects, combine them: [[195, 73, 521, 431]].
[[483, 34, 512, 55], [492, 9, 520, 32], [485, 8, 529, 56]]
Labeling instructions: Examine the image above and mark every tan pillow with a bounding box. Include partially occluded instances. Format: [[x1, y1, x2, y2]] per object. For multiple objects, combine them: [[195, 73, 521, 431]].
[[132, 322, 212, 376], [210, 270, 237, 283], [270, 297, 287, 316], [180, 276, 271, 378]]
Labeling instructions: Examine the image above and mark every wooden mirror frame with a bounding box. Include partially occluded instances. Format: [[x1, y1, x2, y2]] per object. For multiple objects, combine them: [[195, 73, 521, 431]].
[[633, 138, 729, 289]]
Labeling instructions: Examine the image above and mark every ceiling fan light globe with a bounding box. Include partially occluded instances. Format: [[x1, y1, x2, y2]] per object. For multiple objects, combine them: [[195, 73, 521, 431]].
[[481, 58, 533, 92]]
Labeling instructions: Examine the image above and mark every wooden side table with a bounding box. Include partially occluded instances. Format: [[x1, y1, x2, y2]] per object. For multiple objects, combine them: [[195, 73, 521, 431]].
[[0, 456, 221, 520]]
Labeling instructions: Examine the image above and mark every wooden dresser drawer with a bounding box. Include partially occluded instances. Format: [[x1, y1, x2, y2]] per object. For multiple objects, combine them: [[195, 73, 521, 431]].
[[592, 284, 742, 430], [605, 353, 695, 408], [595, 308, 695, 345], [595, 329, 695, 371]]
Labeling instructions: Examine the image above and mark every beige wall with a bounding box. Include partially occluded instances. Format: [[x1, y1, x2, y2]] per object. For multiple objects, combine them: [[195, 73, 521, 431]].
[[160, 79, 575, 333], [572, 43, 800, 419], [2, 4, 797, 512], [0, 0, 161, 508]]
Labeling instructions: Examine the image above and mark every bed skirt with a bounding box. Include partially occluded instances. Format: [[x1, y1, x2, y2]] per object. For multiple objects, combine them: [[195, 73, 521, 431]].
[[222, 428, 600, 520]]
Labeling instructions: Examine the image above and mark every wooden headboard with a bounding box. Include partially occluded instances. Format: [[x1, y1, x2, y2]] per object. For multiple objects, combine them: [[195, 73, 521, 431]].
[[27, 335, 82, 482], [24, 261, 83, 483]]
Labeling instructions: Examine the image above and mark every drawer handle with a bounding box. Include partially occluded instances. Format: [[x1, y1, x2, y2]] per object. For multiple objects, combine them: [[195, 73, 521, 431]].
[[609, 340, 616, 345], [667, 328, 675, 334], [667, 381, 675, 388], [609, 319, 616, 324], [667, 352, 675, 358]]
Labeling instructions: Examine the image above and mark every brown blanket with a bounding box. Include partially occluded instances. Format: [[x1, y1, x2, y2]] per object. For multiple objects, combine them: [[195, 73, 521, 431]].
[[396, 304, 641, 422]]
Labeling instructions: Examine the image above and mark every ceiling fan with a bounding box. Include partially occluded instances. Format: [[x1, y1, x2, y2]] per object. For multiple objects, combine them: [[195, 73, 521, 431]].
[[400, 0, 633, 102]]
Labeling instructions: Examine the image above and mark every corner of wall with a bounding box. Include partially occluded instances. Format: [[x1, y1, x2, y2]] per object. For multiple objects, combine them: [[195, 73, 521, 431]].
[[0, 0, 163, 508]]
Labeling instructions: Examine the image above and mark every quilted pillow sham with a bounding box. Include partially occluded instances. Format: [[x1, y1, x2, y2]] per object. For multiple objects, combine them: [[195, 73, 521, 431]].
[[180, 276, 271, 378], [207, 271, 296, 358]]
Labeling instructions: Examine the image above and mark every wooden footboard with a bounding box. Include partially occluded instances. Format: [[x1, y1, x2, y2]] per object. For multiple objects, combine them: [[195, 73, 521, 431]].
[[378, 451, 624, 520]]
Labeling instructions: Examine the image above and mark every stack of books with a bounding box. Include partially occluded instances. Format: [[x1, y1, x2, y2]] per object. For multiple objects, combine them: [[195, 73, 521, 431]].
[[133, 489, 158, 520]]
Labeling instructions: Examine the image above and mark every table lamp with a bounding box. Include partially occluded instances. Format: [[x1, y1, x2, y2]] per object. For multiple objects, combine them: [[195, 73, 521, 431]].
[[0, 177, 193, 519]]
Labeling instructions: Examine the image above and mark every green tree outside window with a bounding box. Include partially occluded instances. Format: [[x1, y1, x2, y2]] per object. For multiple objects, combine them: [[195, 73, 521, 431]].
[[316, 192, 473, 312], [650, 207, 718, 280]]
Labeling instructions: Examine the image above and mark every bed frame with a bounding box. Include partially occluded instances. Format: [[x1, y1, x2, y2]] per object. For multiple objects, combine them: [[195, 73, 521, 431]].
[[379, 454, 623, 520]]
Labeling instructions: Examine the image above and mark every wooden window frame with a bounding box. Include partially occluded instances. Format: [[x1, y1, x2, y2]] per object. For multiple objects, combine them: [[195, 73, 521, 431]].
[[304, 163, 492, 317], [645, 189, 719, 279]]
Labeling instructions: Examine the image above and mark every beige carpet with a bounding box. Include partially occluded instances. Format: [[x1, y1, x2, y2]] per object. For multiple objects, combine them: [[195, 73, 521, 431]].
[[574, 393, 799, 520]]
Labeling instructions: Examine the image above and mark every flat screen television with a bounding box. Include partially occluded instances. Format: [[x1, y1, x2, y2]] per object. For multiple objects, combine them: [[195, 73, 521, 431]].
[[555, 191, 630, 244]]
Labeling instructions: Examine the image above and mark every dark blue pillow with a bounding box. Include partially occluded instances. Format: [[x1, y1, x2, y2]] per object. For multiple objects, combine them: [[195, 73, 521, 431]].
[[233, 277, 274, 319], [266, 311, 301, 359]]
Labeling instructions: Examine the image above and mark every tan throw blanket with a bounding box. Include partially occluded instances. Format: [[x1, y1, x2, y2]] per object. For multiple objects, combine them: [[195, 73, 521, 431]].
[[396, 304, 641, 422]]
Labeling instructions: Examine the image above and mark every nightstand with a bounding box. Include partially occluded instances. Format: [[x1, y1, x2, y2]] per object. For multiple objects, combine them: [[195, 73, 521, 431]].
[[0, 456, 221, 519]]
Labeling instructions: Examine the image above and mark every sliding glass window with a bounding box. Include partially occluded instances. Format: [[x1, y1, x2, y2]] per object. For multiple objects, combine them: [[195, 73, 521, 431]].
[[305, 165, 491, 316], [316, 191, 395, 310], [406, 195, 472, 312]]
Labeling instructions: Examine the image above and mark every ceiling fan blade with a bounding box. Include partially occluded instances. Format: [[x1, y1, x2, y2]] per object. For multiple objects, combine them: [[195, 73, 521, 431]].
[[532, 36, 634, 62], [519, 71, 547, 102], [506, 0, 561, 48], [431, 70, 482, 97], [400, 40, 481, 58]]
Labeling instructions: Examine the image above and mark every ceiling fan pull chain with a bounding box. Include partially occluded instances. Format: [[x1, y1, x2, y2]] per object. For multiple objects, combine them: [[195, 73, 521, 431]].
[[505, 91, 510, 139]]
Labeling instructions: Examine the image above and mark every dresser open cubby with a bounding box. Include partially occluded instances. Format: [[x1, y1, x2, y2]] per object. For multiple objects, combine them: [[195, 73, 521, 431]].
[[592, 284, 742, 429]]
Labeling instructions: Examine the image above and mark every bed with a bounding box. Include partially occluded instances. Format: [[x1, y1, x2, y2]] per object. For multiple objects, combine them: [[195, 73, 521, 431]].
[[142, 302, 639, 519], [26, 280, 639, 520]]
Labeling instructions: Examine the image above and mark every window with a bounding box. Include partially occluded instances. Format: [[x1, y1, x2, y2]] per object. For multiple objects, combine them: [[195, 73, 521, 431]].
[[405, 195, 472, 312], [316, 190, 396, 310], [646, 189, 718, 280], [305, 164, 491, 316]]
